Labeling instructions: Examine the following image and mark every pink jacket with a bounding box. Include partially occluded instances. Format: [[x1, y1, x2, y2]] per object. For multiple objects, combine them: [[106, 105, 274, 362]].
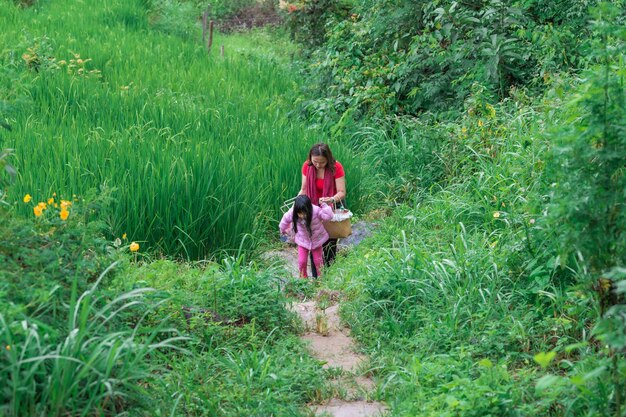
[[279, 203, 333, 250]]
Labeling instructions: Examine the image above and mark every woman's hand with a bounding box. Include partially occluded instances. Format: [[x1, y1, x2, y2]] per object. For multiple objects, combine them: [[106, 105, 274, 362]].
[[319, 197, 335, 205]]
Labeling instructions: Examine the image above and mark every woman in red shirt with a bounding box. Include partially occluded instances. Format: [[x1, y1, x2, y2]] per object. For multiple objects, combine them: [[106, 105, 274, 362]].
[[298, 143, 347, 267]]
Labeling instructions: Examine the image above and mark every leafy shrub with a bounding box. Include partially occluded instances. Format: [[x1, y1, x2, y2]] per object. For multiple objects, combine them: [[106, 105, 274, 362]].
[[283, 0, 352, 48], [293, 0, 610, 130], [543, 4, 626, 276], [114, 256, 299, 339], [109, 258, 325, 416], [0, 189, 116, 324]]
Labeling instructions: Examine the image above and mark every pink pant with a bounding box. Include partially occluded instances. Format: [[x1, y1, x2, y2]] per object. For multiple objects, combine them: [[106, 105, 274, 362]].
[[298, 246, 323, 278]]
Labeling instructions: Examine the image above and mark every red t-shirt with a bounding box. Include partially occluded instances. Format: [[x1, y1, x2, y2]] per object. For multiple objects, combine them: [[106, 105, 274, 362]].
[[302, 161, 345, 197]]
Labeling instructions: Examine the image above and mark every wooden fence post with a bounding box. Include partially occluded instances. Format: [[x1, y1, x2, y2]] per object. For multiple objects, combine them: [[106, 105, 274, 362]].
[[220, 45, 224, 57], [207, 20, 214, 52]]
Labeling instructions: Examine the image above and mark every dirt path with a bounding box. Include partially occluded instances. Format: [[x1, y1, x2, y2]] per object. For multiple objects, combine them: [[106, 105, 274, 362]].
[[267, 221, 387, 417], [290, 299, 387, 417]]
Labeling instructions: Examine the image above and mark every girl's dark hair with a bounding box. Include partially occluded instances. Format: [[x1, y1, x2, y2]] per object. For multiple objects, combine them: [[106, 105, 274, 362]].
[[292, 195, 313, 236], [307, 142, 336, 174]]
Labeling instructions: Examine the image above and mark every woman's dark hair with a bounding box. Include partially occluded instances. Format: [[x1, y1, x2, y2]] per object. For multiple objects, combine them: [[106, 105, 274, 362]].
[[307, 143, 336, 174], [292, 195, 313, 235]]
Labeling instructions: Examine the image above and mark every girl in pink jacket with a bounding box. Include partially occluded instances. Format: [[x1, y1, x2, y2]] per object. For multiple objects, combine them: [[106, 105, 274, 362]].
[[279, 195, 334, 278]]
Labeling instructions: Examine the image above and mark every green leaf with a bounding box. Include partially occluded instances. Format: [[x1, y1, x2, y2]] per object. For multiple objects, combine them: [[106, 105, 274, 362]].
[[533, 351, 556, 369], [478, 358, 493, 368], [564, 342, 588, 353], [535, 374, 562, 392]]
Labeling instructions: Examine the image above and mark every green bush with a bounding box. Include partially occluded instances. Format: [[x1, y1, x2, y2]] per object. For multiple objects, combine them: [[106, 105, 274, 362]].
[[292, 0, 614, 129], [0, 265, 188, 417], [108, 258, 326, 416], [543, 4, 626, 276], [283, 0, 352, 48], [0, 189, 116, 324]]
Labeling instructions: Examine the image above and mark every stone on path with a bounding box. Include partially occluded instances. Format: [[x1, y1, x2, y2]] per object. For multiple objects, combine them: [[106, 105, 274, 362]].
[[302, 331, 366, 371], [312, 399, 387, 417]]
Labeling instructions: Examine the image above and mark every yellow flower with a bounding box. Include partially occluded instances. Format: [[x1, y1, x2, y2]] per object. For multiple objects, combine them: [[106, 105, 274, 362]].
[[478, 120, 484, 127], [60, 200, 71, 209], [34, 206, 43, 217], [122, 233, 127, 240], [5, 345, 10, 351], [129, 242, 140, 252], [37, 202, 47, 210], [48, 198, 54, 205], [486, 103, 496, 118], [23, 194, 32, 203], [493, 211, 501, 218], [461, 127, 467, 135], [60, 209, 69, 221]]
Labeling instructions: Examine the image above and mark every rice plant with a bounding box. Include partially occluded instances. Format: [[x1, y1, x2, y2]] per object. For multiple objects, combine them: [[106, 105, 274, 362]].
[[0, 0, 364, 259]]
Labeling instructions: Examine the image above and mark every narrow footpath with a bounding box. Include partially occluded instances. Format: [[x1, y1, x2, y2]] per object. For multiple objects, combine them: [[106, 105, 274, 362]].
[[268, 222, 387, 417]]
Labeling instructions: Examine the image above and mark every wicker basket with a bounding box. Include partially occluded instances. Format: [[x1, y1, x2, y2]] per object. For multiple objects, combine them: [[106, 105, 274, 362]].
[[323, 207, 352, 239]]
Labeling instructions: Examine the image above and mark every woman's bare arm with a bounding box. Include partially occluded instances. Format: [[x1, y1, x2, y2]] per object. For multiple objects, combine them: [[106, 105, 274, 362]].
[[333, 176, 346, 202], [298, 174, 307, 195]]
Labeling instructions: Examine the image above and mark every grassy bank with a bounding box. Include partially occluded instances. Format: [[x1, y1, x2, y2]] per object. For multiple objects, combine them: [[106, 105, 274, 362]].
[[326, 58, 625, 415]]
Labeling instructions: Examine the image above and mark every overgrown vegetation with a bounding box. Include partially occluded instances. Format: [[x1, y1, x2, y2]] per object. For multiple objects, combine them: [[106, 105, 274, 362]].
[[0, 191, 327, 416], [287, 0, 624, 126], [0, 1, 335, 415], [284, 0, 626, 415], [1, 0, 625, 415]]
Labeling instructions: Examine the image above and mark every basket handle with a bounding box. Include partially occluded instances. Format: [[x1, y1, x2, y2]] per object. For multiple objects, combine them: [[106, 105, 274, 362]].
[[321, 198, 347, 211], [280, 196, 297, 214]]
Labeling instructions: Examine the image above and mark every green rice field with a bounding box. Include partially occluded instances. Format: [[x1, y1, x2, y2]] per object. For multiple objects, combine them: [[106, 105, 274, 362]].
[[0, 0, 363, 259]]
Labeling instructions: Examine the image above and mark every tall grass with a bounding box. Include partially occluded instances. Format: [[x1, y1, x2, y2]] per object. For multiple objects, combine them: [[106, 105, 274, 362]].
[[329, 74, 624, 414], [0, 0, 364, 259], [0, 262, 189, 417], [1, 201, 328, 416]]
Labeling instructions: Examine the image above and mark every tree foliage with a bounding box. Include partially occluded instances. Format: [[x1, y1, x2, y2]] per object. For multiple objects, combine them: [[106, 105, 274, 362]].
[[544, 3, 626, 275], [290, 0, 625, 127]]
